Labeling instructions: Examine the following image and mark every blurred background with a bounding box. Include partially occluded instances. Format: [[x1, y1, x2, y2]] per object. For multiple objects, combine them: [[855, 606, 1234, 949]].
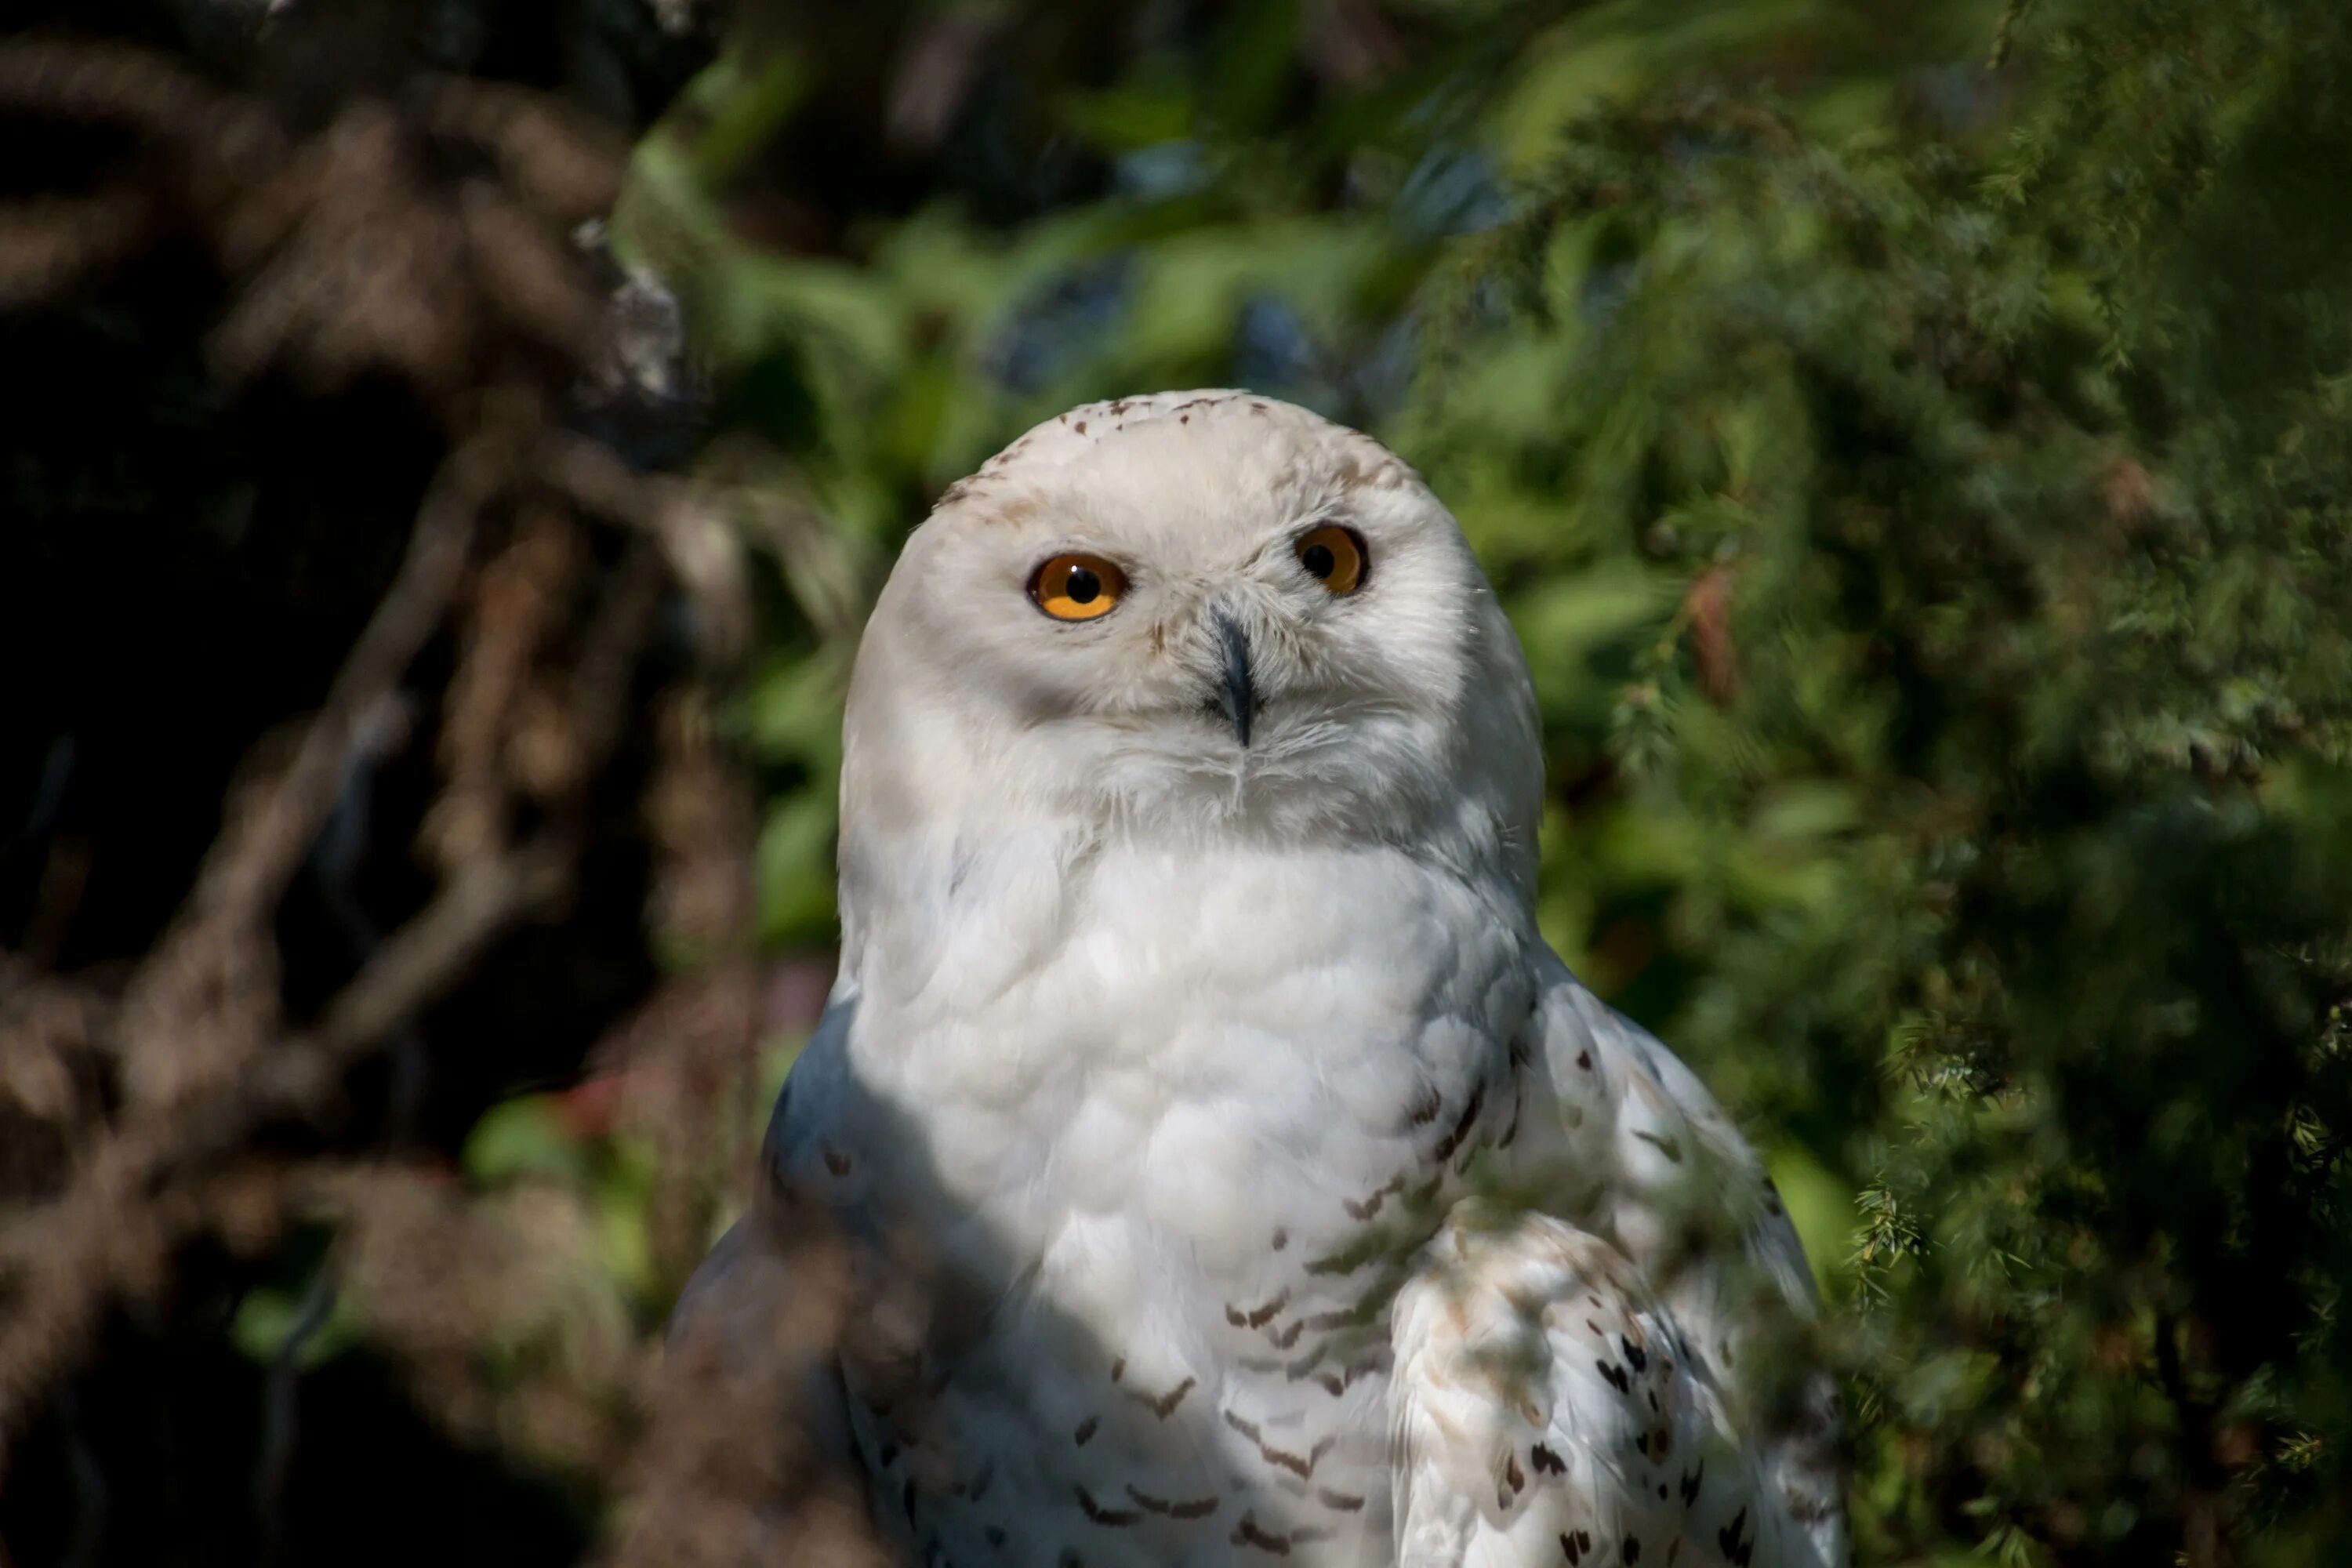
[[2, 1, 2349, 1564]]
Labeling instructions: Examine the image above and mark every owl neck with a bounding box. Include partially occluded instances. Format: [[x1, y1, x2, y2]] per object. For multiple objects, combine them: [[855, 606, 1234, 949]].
[[833, 789, 1534, 1018], [833, 670, 1541, 992]]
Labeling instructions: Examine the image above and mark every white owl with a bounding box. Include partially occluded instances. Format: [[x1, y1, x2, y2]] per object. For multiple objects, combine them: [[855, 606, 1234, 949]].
[[680, 391, 1846, 1568]]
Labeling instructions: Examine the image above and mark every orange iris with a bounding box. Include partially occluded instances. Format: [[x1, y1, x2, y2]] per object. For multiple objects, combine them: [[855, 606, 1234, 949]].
[[1031, 554, 1128, 620], [1294, 525, 1367, 595]]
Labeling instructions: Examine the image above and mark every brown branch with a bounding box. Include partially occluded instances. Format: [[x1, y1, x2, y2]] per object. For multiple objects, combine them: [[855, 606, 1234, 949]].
[[0, 828, 578, 1445], [0, 41, 288, 215], [459, 181, 610, 365], [189, 430, 506, 927], [419, 76, 629, 226], [0, 187, 162, 307], [570, 539, 671, 770], [0, 41, 253, 147], [0, 399, 691, 1449], [314, 835, 574, 1072], [539, 433, 750, 665], [538, 428, 681, 527]]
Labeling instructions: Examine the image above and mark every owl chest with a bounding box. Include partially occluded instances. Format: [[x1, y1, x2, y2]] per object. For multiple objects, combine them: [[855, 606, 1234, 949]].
[[873, 845, 1531, 1251], [833, 848, 1537, 1565]]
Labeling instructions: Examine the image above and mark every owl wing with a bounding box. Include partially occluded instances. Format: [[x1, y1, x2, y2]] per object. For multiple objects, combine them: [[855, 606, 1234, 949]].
[[1388, 960, 1847, 1568], [659, 998, 877, 1541]]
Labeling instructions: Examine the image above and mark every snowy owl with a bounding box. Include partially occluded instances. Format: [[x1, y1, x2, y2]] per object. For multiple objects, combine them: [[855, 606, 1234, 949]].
[[681, 390, 1846, 1567]]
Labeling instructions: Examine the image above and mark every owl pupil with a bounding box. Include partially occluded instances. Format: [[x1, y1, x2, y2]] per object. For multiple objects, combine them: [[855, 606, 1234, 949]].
[[1065, 566, 1102, 604], [1301, 543, 1337, 579]]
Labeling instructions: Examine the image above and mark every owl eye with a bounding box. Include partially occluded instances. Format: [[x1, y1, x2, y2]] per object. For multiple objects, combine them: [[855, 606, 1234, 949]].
[[1294, 525, 1367, 596], [1030, 553, 1129, 621]]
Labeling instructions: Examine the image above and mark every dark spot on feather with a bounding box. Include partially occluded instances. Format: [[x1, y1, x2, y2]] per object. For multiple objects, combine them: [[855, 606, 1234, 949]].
[[1434, 1081, 1486, 1161], [1719, 1507, 1752, 1567], [1532, 1443, 1566, 1475], [1232, 1513, 1290, 1554], [1304, 1236, 1380, 1276], [1632, 1129, 1683, 1162], [1128, 1485, 1218, 1519], [1127, 1375, 1196, 1418], [1073, 1416, 1098, 1446], [1344, 1175, 1405, 1221], [1226, 1290, 1289, 1330], [1222, 1411, 1336, 1479]]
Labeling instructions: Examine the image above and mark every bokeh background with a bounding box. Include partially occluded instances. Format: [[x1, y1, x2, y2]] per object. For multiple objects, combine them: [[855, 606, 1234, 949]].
[[3, 1, 2350, 1565]]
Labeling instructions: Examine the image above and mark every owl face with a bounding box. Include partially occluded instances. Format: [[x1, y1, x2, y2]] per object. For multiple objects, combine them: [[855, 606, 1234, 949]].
[[842, 393, 1541, 864]]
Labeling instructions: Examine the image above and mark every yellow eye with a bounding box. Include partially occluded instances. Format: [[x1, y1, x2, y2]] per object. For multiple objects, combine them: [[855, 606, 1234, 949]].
[[1030, 553, 1128, 621], [1294, 525, 1367, 595]]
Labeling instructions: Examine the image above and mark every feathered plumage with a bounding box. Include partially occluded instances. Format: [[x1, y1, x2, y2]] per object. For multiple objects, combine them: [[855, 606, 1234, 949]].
[[681, 391, 1846, 1567]]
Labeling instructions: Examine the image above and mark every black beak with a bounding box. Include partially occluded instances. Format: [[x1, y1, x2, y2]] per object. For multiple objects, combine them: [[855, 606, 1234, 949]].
[[1211, 611, 1256, 749]]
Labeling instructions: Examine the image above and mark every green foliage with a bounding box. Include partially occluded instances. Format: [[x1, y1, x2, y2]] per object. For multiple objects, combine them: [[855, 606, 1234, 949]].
[[564, 0, 2352, 1559], [1405, 7, 2352, 1557], [1499, 27, 2350, 1568]]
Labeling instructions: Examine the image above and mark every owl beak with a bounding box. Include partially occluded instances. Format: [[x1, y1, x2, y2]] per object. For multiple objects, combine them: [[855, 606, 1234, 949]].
[[1211, 611, 1257, 748]]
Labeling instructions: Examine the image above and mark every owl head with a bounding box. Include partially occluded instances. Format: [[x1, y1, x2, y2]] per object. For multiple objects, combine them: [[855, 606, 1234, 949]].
[[839, 391, 1541, 891]]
